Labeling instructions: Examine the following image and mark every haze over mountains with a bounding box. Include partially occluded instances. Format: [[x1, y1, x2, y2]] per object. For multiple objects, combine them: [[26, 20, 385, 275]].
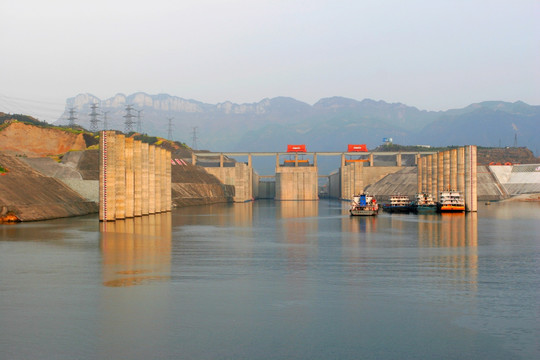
[[58, 93, 540, 155]]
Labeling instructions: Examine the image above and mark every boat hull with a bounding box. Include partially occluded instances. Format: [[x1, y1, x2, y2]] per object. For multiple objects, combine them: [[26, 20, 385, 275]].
[[437, 204, 465, 212], [382, 205, 410, 213], [411, 205, 437, 213], [350, 208, 379, 216]]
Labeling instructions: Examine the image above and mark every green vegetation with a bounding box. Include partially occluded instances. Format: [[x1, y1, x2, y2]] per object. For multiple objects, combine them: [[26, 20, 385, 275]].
[[0, 164, 7, 173], [133, 134, 159, 144]]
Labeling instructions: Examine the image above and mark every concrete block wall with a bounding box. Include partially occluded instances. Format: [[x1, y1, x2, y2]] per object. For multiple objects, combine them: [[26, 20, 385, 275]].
[[204, 163, 253, 202], [99, 131, 172, 221], [275, 166, 318, 201], [340, 162, 364, 199]]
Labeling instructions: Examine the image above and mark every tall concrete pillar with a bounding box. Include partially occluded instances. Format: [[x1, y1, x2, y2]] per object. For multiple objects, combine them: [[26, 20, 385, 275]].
[[134, 140, 142, 217], [437, 151, 444, 196], [166, 149, 171, 212], [465, 145, 478, 212], [426, 155, 433, 196], [369, 153, 374, 167], [443, 151, 450, 191], [432, 153, 438, 200], [450, 149, 458, 190], [160, 148, 167, 212], [125, 137, 134, 218], [417, 155, 423, 194], [275, 154, 280, 169], [141, 143, 149, 216], [457, 147, 465, 194], [396, 152, 402, 167], [248, 154, 252, 167], [313, 153, 317, 167], [192, 153, 196, 165], [219, 153, 224, 167], [100, 131, 116, 221], [149, 145, 156, 214], [421, 156, 428, 193], [155, 146, 162, 213], [115, 134, 126, 219], [341, 153, 346, 168]]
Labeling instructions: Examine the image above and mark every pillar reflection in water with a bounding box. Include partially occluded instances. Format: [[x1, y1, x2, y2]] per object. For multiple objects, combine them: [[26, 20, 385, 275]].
[[100, 213, 172, 287], [277, 201, 318, 267], [418, 213, 478, 292]]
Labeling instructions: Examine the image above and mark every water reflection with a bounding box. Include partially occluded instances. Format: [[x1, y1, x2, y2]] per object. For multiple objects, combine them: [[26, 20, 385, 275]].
[[277, 201, 318, 267], [417, 213, 478, 293], [100, 213, 172, 287]]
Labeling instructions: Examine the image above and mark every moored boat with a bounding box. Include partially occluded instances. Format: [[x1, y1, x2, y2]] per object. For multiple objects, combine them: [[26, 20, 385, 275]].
[[382, 194, 411, 213], [411, 193, 437, 213], [437, 190, 465, 212], [350, 193, 379, 216]]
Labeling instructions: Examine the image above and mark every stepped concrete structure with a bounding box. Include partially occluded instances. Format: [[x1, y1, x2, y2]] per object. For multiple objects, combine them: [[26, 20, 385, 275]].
[[99, 131, 171, 221], [417, 145, 477, 212]]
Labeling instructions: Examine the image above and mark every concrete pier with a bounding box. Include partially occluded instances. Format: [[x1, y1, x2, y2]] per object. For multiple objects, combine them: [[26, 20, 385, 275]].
[[415, 146, 477, 212], [340, 162, 364, 200], [275, 166, 318, 200], [99, 131, 116, 221], [99, 131, 172, 221], [465, 145, 478, 212]]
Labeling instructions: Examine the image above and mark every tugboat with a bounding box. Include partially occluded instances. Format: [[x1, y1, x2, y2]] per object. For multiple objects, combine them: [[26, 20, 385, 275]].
[[382, 195, 411, 213], [437, 190, 465, 212], [410, 193, 437, 213], [349, 193, 379, 216]]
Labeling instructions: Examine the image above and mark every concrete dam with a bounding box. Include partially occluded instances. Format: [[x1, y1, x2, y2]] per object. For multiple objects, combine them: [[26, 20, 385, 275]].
[[193, 146, 480, 211]]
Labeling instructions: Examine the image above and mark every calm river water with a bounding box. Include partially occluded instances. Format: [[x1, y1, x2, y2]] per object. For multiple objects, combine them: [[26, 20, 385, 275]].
[[1, 200, 539, 359]]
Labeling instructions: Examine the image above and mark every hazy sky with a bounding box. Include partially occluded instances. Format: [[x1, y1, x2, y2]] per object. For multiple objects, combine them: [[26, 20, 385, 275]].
[[1, 0, 539, 122]]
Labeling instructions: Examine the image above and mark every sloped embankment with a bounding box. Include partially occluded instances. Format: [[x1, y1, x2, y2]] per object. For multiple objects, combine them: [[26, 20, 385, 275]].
[[171, 159, 234, 207], [0, 153, 98, 222]]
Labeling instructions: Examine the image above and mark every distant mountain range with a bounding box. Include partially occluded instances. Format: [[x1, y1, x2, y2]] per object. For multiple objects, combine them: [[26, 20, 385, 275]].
[[57, 93, 540, 155]]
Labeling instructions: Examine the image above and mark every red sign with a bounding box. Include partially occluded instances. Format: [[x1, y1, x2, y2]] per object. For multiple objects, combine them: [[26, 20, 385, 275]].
[[287, 144, 307, 152], [348, 144, 368, 152]]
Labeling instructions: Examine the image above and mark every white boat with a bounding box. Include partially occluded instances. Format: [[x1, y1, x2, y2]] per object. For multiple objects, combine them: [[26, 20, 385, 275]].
[[411, 193, 437, 213], [349, 193, 379, 216], [437, 190, 465, 212], [382, 195, 411, 213]]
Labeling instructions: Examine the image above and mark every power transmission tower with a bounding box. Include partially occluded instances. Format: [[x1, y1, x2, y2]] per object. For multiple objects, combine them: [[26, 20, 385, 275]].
[[102, 111, 109, 131], [136, 109, 143, 133], [191, 126, 198, 150], [89, 103, 101, 132], [67, 107, 77, 127], [167, 117, 174, 140], [123, 105, 136, 133]]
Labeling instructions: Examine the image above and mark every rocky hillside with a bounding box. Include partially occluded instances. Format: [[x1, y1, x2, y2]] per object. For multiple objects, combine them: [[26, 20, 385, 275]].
[[0, 120, 97, 157]]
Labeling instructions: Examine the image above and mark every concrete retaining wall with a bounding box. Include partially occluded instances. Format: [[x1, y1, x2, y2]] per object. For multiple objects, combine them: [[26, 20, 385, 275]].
[[204, 162, 253, 202], [275, 166, 318, 200]]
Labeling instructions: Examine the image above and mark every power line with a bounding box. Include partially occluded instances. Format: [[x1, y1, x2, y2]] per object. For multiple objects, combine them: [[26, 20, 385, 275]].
[[167, 117, 174, 140], [89, 103, 101, 132], [191, 126, 198, 150], [123, 105, 136, 133], [136, 109, 143, 133], [67, 107, 77, 127], [102, 111, 109, 131]]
